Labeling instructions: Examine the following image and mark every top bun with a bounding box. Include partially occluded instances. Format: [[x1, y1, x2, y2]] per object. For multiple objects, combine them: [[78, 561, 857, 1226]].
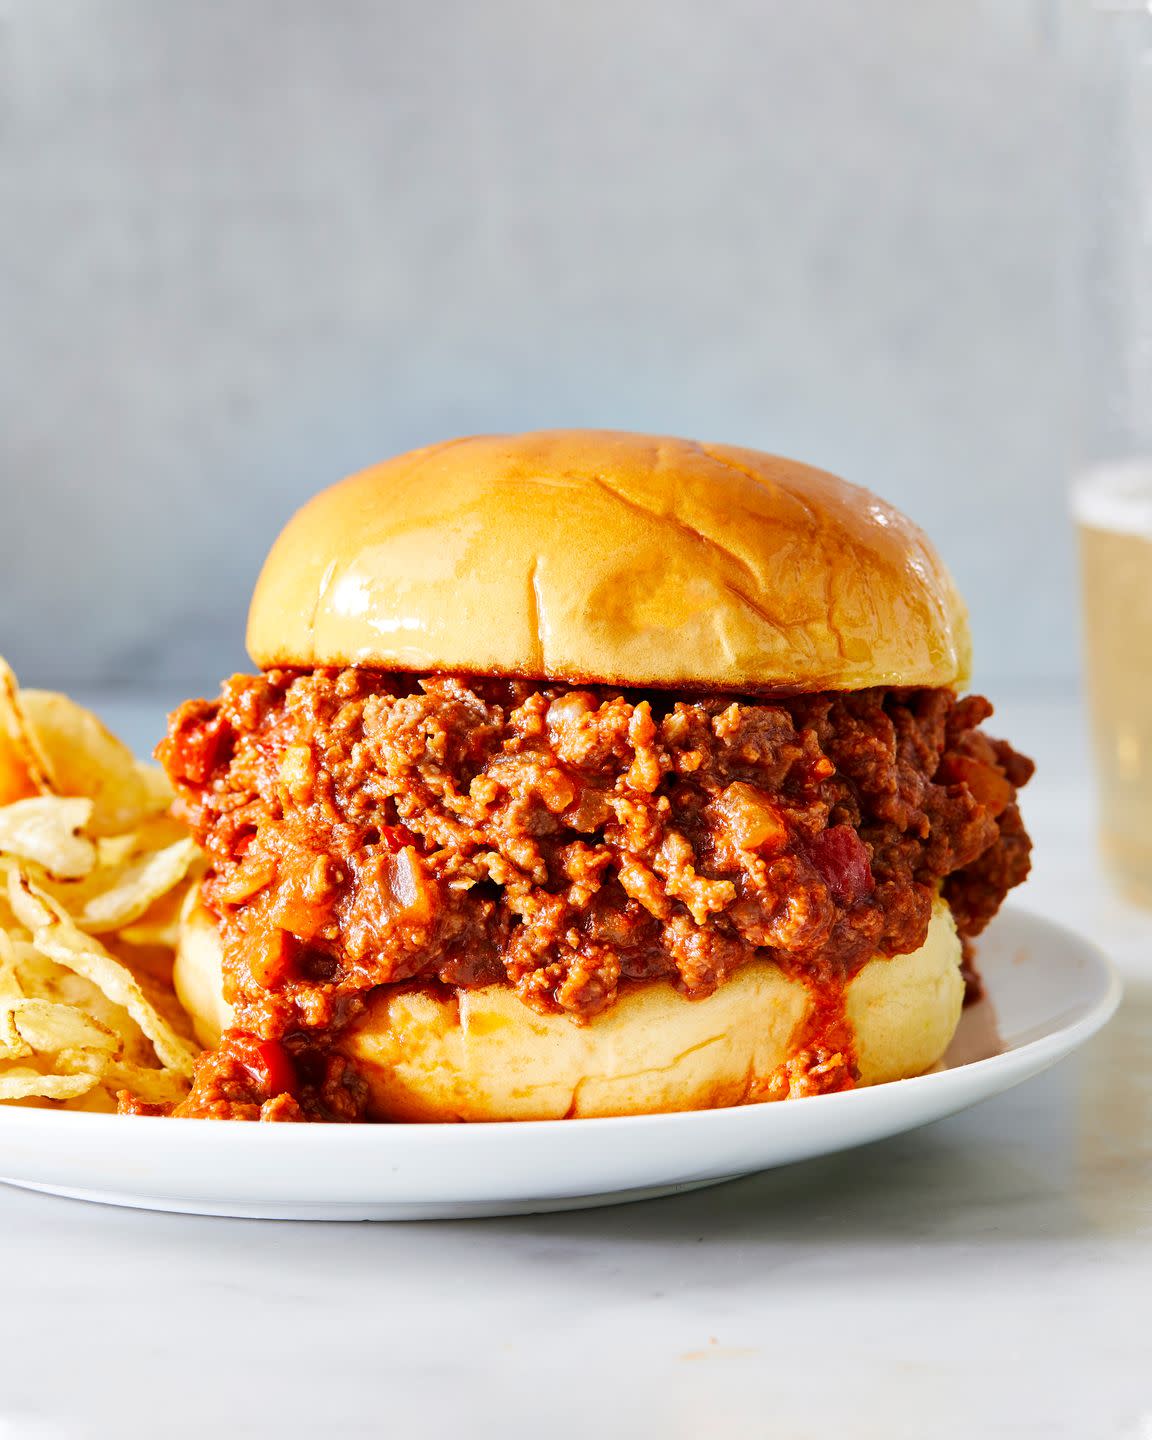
[[247, 430, 970, 693]]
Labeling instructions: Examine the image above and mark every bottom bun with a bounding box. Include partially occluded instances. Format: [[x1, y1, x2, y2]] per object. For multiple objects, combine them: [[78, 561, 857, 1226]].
[[175, 895, 964, 1121]]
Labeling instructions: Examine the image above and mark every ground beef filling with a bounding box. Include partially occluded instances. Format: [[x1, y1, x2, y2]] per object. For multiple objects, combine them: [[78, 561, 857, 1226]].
[[141, 671, 1033, 1121]]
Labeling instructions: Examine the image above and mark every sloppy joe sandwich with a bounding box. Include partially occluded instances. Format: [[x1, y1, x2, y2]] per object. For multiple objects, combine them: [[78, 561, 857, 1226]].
[[135, 431, 1033, 1121]]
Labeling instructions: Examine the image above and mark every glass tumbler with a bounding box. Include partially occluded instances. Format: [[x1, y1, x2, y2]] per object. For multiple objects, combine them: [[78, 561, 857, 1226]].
[[1075, 465, 1152, 905]]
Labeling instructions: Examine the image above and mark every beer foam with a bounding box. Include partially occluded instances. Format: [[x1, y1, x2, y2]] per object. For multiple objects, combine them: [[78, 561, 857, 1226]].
[[1072, 460, 1152, 538]]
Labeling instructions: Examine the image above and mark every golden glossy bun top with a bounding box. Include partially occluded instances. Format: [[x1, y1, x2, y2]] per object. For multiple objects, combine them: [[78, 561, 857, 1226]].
[[247, 430, 971, 693]]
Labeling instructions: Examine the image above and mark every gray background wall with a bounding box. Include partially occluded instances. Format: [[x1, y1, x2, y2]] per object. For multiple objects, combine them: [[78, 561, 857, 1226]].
[[0, 2, 1116, 704]]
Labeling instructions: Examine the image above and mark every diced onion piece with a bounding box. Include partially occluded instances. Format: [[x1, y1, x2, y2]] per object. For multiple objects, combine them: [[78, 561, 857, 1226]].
[[716, 782, 788, 852]]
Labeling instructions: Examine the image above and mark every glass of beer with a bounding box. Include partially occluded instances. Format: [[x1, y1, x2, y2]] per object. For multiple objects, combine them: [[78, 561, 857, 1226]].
[[1075, 462, 1152, 905]]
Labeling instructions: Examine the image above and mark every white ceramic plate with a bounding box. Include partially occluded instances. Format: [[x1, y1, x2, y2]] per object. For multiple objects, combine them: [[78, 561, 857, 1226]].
[[0, 906, 1120, 1221]]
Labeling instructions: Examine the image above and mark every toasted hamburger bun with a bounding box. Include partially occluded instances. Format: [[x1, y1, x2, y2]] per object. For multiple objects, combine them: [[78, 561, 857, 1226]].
[[175, 896, 964, 1122], [246, 430, 970, 694], [224, 431, 973, 1120]]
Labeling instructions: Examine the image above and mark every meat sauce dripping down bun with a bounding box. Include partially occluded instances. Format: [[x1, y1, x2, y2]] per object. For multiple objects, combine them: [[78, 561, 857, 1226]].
[[177, 895, 964, 1121]]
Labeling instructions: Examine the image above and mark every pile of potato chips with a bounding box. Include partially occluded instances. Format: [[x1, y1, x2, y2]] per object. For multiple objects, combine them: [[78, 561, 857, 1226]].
[[0, 657, 202, 1111]]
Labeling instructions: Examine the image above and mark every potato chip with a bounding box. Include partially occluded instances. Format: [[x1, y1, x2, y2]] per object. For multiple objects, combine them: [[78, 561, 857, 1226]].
[[96, 811, 192, 865], [81, 838, 200, 931], [11, 938, 160, 1065], [0, 1018, 29, 1060], [136, 761, 175, 814], [72, 1058, 188, 1105], [0, 658, 54, 805], [0, 796, 97, 879], [0, 933, 30, 1059], [0, 926, 23, 996], [42, 835, 199, 933], [7, 869, 198, 1076], [0, 1069, 96, 1101], [0, 658, 202, 1112], [17, 690, 169, 836], [8, 999, 120, 1055], [116, 882, 189, 950]]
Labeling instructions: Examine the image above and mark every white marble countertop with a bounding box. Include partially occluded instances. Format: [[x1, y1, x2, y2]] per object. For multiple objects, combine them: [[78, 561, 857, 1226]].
[[0, 695, 1148, 1440]]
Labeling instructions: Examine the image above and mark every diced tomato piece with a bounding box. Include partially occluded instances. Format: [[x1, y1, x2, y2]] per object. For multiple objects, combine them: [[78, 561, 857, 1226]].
[[230, 1033, 296, 1099], [162, 707, 233, 784], [807, 826, 874, 904]]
